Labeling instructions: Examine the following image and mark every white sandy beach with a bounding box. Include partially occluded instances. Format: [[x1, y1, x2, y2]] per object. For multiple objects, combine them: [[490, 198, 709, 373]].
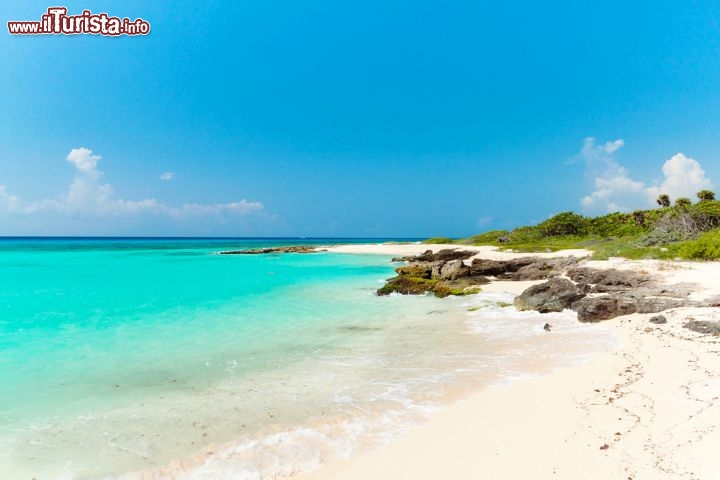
[[291, 243, 720, 480]]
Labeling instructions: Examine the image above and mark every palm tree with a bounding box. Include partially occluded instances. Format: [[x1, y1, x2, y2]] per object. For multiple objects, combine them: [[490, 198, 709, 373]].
[[656, 194, 671, 208], [675, 197, 692, 208], [697, 190, 716, 202]]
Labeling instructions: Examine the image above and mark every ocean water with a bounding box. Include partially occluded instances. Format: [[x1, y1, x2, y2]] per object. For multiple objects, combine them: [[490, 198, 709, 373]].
[[0, 238, 615, 479]]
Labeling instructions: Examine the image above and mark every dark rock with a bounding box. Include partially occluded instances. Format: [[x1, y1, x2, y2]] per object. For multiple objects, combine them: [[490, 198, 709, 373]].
[[395, 263, 433, 279], [438, 259, 471, 281], [500, 262, 559, 281], [514, 278, 586, 313], [445, 276, 491, 289], [391, 249, 475, 263], [649, 315, 667, 324], [503, 257, 541, 272], [684, 320, 720, 335], [469, 256, 577, 279], [499, 257, 580, 281], [377, 276, 436, 296], [431, 249, 475, 262], [543, 323, 552, 331], [381, 249, 483, 298], [635, 296, 686, 314], [566, 267, 652, 292], [652, 284, 693, 298], [377, 275, 472, 298], [571, 295, 638, 322], [469, 258, 508, 276], [701, 295, 720, 307], [572, 291, 691, 323], [220, 246, 324, 255]]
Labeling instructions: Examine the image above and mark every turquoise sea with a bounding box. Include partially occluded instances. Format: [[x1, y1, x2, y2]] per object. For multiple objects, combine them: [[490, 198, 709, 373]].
[[0, 238, 615, 479]]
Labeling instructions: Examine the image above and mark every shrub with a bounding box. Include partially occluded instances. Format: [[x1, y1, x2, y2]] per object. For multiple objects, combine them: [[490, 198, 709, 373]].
[[691, 199, 720, 219], [675, 230, 720, 260], [425, 237, 455, 244], [537, 212, 589, 237], [509, 225, 542, 240], [458, 230, 509, 245]]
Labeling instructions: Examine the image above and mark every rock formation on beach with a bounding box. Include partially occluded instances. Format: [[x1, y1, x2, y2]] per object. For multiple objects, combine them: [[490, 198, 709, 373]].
[[381, 248, 706, 322], [517, 266, 699, 322], [378, 249, 580, 299]]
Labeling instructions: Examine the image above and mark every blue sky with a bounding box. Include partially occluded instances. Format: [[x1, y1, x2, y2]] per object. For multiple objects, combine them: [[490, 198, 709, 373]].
[[1, 1, 719, 237]]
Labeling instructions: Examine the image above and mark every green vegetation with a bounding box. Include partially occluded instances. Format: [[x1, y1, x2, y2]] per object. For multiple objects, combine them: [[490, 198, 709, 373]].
[[425, 237, 455, 244], [377, 275, 477, 298], [671, 230, 720, 260], [455, 230, 510, 245], [425, 191, 720, 261]]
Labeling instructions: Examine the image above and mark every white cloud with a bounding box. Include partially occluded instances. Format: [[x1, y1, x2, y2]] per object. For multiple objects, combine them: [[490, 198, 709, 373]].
[[644, 153, 713, 202], [579, 137, 646, 213], [579, 138, 714, 214], [169, 200, 264, 218], [0, 185, 21, 213], [160, 172, 175, 181], [0, 148, 266, 226], [66, 147, 102, 174]]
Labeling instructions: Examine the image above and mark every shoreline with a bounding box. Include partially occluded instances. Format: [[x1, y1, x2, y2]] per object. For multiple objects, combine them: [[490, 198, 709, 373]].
[[286, 243, 720, 480]]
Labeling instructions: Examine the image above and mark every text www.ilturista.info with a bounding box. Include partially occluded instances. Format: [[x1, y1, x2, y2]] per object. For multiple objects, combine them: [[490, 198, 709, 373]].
[[7, 7, 150, 36]]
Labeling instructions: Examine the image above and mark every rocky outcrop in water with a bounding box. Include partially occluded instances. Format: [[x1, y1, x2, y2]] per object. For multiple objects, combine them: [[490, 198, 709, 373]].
[[378, 249, 484, 298], [220, 246, 325, 255]]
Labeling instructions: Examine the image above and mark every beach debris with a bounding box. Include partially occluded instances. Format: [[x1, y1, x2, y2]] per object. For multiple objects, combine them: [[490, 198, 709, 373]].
[[600, 443, 610, 450], [649, 315, 667, 324], [543, 323, 552, 332]]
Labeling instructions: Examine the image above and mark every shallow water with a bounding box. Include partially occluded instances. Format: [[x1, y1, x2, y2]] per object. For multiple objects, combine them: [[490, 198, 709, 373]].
[[0, 239, 615, 479]]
